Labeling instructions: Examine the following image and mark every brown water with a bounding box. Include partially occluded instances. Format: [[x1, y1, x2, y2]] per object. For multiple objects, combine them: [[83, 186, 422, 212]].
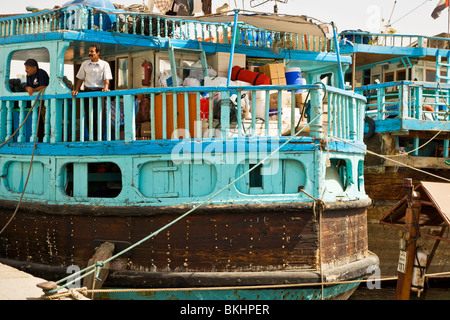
[[349, 280, 450, 300]]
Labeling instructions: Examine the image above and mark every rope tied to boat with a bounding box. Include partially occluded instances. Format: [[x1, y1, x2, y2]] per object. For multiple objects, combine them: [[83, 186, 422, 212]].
[[0, 89, 46, 236], [41, 287, 89, 300], [41, 112, 324, 296]]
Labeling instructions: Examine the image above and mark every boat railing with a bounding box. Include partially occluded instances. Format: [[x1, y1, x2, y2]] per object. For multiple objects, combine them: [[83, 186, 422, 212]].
[[0, 84, 366, 145], [0, 4, 334, 53], [340, 31, 450, 49], [356, 81, 450, 122]]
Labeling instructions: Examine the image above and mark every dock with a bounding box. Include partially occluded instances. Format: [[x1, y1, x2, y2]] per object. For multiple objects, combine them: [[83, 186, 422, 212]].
[[0, 263, 89, 300]]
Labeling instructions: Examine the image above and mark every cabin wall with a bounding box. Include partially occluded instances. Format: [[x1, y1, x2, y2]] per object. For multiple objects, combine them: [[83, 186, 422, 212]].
[[363, 59, 442, 86], [131, 50, 155, 89]]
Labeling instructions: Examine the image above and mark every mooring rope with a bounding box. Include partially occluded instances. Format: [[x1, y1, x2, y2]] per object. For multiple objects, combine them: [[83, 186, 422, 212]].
[[43, 269, 450, 300], [328, 133, 450, 183], [385, 82, 450, 158], [41, 268, 450, 300], [0, 90, 45, 236], [45, 112, 325, 295], [42, 116, 450, 299]]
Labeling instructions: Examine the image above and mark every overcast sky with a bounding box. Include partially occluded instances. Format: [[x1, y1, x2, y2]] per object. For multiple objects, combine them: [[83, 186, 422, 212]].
[[1, 0, 449, 36]]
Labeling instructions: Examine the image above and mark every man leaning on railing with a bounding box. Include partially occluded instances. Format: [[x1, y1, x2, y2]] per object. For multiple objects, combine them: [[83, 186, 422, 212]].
[[24, 58, 49, 142]]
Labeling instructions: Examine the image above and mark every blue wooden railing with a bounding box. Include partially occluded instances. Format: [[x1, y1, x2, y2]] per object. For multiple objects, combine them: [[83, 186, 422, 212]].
[[340, 30, 450, 49], [356, 81, 450, 157], [0, 85, 366, 144], [356, 81, 450, 122], [0, 4, 333, 53]]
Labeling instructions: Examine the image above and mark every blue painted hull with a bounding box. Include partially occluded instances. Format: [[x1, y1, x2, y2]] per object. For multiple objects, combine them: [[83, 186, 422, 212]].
[[94, 280, 362, 300]]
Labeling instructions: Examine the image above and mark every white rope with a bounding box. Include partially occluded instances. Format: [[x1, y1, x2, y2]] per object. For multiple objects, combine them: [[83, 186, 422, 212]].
[[328, 133, 450, 183]]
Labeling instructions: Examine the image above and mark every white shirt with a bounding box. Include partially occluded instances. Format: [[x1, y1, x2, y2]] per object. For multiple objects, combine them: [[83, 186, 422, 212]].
[[76, 59, 113, 89]]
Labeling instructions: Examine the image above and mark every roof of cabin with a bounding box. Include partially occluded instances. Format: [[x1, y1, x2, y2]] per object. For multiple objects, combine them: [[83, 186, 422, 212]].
[[193, 10, 328, 37]]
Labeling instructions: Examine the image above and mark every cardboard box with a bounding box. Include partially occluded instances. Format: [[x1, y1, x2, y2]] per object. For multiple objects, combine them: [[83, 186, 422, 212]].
[[271, 77, 287, 85], [208, 52, 246, 78], [259, 62, 286, 85]]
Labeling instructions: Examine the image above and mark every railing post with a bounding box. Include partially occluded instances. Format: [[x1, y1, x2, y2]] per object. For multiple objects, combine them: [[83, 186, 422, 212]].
[[359, 99, 365, 142], [6, 101, 13, 141], [377, 87, 385, 120], [349, 97, 356, 140], [417, 36, 424, 47], [0, 101, 5, 142], [399, 84, 409, 119], [17, 100, 26, 143], [50, 98, 63, 143], [123, 94, 135, 142], [220, 91, 230, 139], [443, 139, 449, 158], [414, 85, 423, 120], [309, 87, 324, 139]]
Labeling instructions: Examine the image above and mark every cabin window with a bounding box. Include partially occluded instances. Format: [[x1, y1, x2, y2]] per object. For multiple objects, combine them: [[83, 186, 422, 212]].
[[8, 48, 51, 93], [326, 158, 352, 192], [363, 69, 371, 85], [249, 163, 263, 188], [63, 162, 122, 198], [357, 160, 364, 192], [396, 69, 407, 81], [426, 69, 436, 82], [384, 72, 394, 82], [116, 57, 129, 89]]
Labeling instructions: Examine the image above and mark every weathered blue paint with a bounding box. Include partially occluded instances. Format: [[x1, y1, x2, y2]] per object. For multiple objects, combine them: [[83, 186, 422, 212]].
[[94, 281, 362, 300]]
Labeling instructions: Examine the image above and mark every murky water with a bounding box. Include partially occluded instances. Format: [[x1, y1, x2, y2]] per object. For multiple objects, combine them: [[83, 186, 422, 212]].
[[349, 280, 450, 300]]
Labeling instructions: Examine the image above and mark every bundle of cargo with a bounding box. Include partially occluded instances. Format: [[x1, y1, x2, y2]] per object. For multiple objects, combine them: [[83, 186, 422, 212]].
[[259, 62, 286, 85]]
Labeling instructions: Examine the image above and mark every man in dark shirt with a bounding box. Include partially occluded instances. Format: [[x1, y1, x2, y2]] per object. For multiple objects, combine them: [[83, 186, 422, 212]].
[[24, 59, 49, 141], [24, 59, 49, 95]]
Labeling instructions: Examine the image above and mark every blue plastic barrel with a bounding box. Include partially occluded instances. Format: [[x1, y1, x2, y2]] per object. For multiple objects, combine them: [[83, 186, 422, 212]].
[[63, 0, 115, 9], [285, 67, 303, 93], [63, 0, 116, 30]]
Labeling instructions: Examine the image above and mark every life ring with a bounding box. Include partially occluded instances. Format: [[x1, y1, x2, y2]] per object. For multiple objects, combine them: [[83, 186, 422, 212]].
[[364, 116, 375, 140], [424, 105, 434, 112]]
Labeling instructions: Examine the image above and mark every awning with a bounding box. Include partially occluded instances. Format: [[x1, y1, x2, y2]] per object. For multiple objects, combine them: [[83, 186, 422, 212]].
[[380, 181, 450, 243], [192, 10, 329, 38]]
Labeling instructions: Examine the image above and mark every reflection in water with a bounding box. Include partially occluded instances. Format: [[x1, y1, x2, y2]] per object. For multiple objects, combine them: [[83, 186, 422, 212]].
[[350, 280, 450, 300]]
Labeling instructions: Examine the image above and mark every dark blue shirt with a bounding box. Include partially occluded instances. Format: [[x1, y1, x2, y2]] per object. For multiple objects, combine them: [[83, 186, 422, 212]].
[[26, 69, 49, 88]]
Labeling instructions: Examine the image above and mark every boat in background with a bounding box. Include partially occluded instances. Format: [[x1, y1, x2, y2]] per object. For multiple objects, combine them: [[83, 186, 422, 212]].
[[0, 1, 377, 300], [339, 30, 450, 278]]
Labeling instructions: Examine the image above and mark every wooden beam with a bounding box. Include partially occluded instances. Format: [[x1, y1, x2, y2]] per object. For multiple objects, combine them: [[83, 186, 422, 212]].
[[426, 226, 448, 273], [395, 179, 421, 300], [352, 53, 356, 90]]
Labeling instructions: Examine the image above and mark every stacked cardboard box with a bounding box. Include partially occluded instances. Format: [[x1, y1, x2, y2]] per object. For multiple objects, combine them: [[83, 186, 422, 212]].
[[208, 52, 247, 78], [259, 62, 286, 85]]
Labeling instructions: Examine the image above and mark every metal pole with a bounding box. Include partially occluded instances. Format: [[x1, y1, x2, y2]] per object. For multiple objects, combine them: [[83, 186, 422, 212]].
[[226, 9, 240, 87], [332, 22, 345, 90]]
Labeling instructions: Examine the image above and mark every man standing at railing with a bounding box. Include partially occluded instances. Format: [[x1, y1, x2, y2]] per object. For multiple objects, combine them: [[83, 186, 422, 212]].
[[72, 44, 113, 140], [25, 58, 49, 141]]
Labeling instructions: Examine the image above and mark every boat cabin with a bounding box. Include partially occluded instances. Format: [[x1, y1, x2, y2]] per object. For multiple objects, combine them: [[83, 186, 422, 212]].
[[339, 30, 450, 164]]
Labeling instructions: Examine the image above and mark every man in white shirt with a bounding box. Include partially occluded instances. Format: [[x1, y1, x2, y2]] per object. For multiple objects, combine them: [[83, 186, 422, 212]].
[[72, 44, 112, 95], [72, 44, 113, 140]]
